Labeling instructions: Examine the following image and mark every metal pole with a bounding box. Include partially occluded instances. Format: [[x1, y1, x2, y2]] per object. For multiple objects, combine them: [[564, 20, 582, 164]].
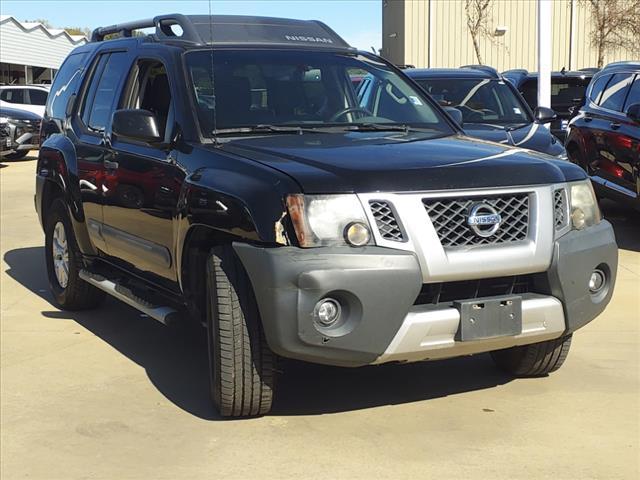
[[537, 0, 552, 124], [568, 0, 575, 70]]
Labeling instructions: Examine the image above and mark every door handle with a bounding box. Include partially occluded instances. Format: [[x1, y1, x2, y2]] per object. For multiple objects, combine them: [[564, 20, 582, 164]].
[[584, 116, 593, 123], [610, 122, 621, 130], [104, 160, 119, 170]]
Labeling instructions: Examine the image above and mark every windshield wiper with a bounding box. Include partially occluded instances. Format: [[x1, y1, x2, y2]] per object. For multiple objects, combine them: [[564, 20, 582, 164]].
[[213, 124, 320, 135], [337, 123, 437, 133]]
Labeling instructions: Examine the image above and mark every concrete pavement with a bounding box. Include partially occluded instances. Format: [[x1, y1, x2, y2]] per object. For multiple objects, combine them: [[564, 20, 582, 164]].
[[1, 156, 639, 479]]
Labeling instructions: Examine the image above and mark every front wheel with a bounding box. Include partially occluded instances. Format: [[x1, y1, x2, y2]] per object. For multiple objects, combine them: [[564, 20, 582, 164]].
[[205, 245, 275, 417], [490, 335, 572, 376]]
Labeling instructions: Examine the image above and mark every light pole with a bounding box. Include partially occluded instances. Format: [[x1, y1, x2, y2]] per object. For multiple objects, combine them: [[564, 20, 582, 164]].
[[537, 0, 552, 126]]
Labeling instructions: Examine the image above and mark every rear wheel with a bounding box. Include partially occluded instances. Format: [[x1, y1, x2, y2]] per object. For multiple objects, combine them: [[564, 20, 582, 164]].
[[490, 335, 572, 376], [205, 245, 275, 417], [44, 199, 104, 310]]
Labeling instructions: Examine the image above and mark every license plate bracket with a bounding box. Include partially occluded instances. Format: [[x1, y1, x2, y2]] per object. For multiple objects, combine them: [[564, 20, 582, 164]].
[[454, 295, 522, 341]]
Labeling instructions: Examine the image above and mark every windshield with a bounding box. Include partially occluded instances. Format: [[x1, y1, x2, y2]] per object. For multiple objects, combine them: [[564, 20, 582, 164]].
[[414, 78, 531, 125], [185, 50, 453, 136]]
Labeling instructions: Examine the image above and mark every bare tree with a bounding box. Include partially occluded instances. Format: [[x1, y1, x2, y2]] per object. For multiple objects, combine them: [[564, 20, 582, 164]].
[[580, 0, 640, 68], [465, 0, 493, 64]]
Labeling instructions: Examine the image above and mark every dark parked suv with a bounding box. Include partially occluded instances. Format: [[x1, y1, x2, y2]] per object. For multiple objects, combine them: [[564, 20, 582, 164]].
[[503, 69, 596, 142], [404, 66, 566, 158], [565, 62, 640, 210], [36, 14, 617, 417]]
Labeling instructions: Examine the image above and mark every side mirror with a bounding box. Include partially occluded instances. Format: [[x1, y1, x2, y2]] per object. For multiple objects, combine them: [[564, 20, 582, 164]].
[[112, 109, 162, 143], [533, 106, 557, 124], [443, 106, 463, 126], [626, 103, 640, 123]]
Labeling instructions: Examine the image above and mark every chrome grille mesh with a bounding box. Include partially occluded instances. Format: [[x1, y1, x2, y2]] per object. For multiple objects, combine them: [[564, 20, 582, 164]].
[[553, 188, 568, 230], [423, 194, 530, 247], [369, 200, 404, 241]]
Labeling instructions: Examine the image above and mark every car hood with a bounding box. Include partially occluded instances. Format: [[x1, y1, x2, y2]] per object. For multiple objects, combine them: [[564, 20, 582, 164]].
[[461, 122, 565, 157], [0, 105, 42, 121], [217, 131, 584, 193]]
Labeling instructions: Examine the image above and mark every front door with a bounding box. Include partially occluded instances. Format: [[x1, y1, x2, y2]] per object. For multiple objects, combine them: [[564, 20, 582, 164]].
[[101, 56, 184, 285]]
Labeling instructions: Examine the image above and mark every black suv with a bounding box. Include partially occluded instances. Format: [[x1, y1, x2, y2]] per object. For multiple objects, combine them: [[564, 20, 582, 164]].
[[404, 66, 567, 158], [504, 68, 597, 142], [565, 62, 640, 210], [36, 15, 617, 417]]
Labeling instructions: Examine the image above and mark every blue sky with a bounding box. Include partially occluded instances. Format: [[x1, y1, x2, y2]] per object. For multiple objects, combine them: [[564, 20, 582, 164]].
[[1, 0, 382, 51]]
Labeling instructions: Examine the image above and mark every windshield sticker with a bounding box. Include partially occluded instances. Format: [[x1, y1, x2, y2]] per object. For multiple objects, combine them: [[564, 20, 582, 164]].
[[409, 96, 423, 106], [284, 35, 334, 44], [513, 107, 521, 114]]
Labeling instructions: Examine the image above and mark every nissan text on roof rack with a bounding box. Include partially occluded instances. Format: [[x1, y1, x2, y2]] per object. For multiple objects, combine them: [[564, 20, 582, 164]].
[[35, 14, 618, 417]]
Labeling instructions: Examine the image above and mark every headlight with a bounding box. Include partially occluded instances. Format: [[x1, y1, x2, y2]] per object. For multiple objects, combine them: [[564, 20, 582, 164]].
[[569, 180, 601, 230], [286, 194, 373, 247]]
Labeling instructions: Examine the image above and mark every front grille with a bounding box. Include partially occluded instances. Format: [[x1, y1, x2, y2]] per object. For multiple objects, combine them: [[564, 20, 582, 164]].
[[369, 200, 405, 241], [423, 194, 530, 247], [414, 275, 535, 305], [554, 188, 568, 230]]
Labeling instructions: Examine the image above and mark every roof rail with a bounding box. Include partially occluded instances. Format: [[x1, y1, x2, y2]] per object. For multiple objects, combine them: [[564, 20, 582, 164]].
[[91, 14, 201, 42], [460, 64, 500, 77], [578, 67, 600, 73], [603, 61, 640, 69], [503, 68, 529, 75]]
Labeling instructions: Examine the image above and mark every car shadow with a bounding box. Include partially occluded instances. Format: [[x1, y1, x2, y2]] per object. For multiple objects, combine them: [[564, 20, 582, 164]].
[[601, 199, 640, 252], [4, 246, 514, 419]]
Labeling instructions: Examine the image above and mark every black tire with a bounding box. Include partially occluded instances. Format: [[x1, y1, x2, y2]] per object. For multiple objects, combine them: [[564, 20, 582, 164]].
[[44, 198, 104, 310], [4, 150, 29, 160], [205, 245, 275, 417], [490, 335, 572, 377]]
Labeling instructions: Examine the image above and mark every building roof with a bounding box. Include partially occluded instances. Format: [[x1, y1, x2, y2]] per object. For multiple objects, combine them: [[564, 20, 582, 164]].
[[0, 16, 87, 44], [0, 15, 87, 70]]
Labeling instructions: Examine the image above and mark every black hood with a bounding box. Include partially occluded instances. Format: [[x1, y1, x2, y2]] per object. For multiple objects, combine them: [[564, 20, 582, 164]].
[[217, 132, 584, 193], [462, 122, 566, 157]]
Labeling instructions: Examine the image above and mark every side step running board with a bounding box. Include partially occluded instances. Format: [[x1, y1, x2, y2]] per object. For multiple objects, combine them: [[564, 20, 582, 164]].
[[79, 270, 179, 325]]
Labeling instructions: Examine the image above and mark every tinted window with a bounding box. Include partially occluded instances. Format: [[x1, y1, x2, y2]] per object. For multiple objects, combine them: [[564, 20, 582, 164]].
[[599, 73, 632, 111], [416, 78, 531, 124], [623, 75, 640, 111], [28, 89, 48, 105], [186, 50, 451, 136], [588, 74, 611, 104], [47, 52, 87, 119], [83, 52, 130, 132], [1, 89, 25, 104], [550, 77, 591, 112], [520, 79, 538, 108]]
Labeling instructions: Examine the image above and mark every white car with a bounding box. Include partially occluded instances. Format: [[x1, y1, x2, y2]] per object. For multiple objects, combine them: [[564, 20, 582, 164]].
[[0, 85, 50, 116]]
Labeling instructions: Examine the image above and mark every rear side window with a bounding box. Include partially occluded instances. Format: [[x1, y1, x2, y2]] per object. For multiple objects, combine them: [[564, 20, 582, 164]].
[[520, 79, 538, 108], [1, 89, 25, 104], [81, 52, 130, 132], [47, 52, 87, 119], [623, 75, 640, 111], [588, 74, 611, 105], [28, 89, 48, 106], [598, 73, 632, 111]]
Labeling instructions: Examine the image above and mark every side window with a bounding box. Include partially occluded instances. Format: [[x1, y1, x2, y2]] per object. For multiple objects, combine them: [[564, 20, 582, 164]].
[[623, 75, 640, 111], [47, 52, 87, 119], [1, 89, 25, 104], [599, 73, 633, 111], [119, 59, 173, 141], [28, 89, 48, 106], [520, 79, 538, 108], [81, 52, 130, 133], [588, 74, 611, 105]]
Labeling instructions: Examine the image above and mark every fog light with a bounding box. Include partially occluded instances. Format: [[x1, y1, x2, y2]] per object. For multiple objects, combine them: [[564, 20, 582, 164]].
[[571, 207, 586, 229], [314, 298, 341, 326], [589, 269, 606, 294], [344, 222, 371, 246]]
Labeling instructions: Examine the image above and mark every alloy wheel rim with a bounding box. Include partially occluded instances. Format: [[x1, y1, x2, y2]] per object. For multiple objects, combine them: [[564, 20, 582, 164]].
[[52, 221, 70, 288]]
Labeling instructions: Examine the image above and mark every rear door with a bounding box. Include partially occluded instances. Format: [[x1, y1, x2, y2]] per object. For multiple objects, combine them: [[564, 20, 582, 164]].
[[611, 74, 640, 197], [595, 73, 634, 190], [72, 50, 132, 253]]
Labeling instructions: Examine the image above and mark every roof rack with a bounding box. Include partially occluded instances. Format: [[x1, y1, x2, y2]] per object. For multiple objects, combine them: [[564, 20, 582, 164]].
[[602, 61, 640, 69], [90, 14, 354, 51], [460, 64, 500, 78]]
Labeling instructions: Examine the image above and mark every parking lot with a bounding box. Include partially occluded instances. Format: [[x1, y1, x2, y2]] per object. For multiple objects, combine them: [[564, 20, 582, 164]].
[[1, 155, 638, 479]]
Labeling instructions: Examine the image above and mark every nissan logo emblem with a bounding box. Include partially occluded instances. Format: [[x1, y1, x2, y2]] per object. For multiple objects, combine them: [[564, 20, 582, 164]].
[[467, 203, 502, 238]]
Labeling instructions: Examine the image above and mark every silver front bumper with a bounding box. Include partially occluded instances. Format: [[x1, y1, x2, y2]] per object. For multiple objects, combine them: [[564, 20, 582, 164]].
[[374, 295, 565, 364]]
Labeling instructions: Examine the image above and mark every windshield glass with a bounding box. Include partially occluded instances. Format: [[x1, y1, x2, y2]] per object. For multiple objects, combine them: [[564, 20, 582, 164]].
[[185, 50, 453, 135], [414, 78, 531, 125]]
